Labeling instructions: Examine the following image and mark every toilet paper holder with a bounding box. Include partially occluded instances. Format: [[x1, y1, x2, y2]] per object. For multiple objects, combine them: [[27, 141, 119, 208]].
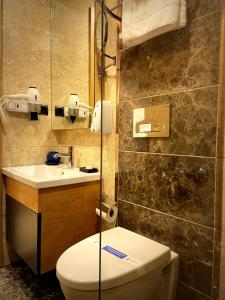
[[96, 199, 118, 223]]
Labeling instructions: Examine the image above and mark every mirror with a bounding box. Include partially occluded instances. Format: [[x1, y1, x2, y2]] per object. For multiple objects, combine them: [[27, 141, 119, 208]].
[[51, 0, 95, 130], [96, 11, 108, 52]]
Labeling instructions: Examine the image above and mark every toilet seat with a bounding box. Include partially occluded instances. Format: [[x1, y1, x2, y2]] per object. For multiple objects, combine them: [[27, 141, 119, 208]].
[[56, 227, 171, 291]]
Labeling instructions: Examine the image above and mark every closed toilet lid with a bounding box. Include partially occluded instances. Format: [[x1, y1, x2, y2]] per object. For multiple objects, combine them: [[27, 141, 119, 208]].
[[56, 227, 171, 291]]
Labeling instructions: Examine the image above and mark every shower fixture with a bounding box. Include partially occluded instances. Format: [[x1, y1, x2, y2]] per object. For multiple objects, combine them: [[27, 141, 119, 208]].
[[95, 1, 119, 77], [98, 53, 117, 78], [96, 0, 122, 22]]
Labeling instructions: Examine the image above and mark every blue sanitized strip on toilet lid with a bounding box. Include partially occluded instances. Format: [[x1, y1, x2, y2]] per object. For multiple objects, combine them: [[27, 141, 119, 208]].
[[102, 245, 128, 259]]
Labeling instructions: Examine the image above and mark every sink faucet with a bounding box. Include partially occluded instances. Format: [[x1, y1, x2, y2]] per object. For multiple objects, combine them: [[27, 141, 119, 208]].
[[54, 146, 74, 168]]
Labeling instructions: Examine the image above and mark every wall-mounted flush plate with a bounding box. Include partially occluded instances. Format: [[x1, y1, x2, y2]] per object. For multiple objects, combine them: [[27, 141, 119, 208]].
[[133, 104, 170, 138]]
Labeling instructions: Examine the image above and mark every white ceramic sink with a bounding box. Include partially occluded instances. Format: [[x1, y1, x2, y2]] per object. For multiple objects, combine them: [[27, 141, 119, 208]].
[[2, 164, 100, 188]]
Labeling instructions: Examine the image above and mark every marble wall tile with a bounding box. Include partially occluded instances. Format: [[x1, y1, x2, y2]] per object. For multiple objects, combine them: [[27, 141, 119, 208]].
[[54, 129, 101, 148], [104, 77, 118, 103], [52, 75, 88, 108], [54, 120, 118, 152], [52, 34, 88, 81], [3, 0, 50, 30], [3, 115, 58, 148], [3, 21, 50, 74], [3, 64, 51, 105], [51, 0, 89, 81], [120, 12, 220, 100], [219, 231, 225, 300], [119, 87, 217, 157], [51, 75, 89, 130], [102, 150, 117, 203], [187, 0, 221, 22], [176, 282, 211, 300], [2, 146, 60, 167], [2, 64, 58, 149], [214, 158, 224, 232], [213, 230, 225, 300], [54, 0, 94, 11], [118, 200, 214, 296], [74, 146, 100, 169], [222, 160, 225, 232], [118, 151, 215, 227]]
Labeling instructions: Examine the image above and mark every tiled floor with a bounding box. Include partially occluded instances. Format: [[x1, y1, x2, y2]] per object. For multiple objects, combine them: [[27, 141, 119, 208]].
[[0, 261, 65, 300]]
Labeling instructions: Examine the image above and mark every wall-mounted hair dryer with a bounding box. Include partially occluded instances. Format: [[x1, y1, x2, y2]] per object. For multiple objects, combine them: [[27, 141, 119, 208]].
[[0, 87, 48, 127], [64, 94, 79, 123], [55, 93, 93, 123]]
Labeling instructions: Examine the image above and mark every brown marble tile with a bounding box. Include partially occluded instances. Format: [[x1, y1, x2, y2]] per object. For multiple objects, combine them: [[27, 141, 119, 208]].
[[118, 200, 214, 296], [213, 229, 225, 300], [119, 86, 217, 157], [214, 158, 224, 232], [120, 12, 220, 100], [213, 230, 225, 300], [176, 282, 211, 300], [118, 152, 215, 227], [187, 0, 221, 22]]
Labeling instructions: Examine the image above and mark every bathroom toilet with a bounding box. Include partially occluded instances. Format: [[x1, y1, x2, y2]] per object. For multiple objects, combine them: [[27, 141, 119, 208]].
[[56, 227, 179, 300]]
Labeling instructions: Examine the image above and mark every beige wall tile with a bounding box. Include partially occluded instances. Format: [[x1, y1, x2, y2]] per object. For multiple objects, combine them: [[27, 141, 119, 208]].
[[2, 64, 57, 150], [3, 21, 50, 74], [74, 146, 100, 169], [54, 129, 101, 148], [3, 64, 51, 105], [54, 0, 94, 11], [2, 146, 59, 167], [2, 115, 57, 148], [51, 75, 89, 130], [73, 146, 116, 204], [51, 0, 89, 81], [3, 0, 50, 30], [102, 149, 116, 203], [52, 76, 88, 107], [104, 77, 117, 102], [51, 34, 88, 81]]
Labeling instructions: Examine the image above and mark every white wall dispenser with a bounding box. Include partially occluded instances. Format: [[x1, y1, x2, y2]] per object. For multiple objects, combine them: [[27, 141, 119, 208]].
[[91, 100, 113, 134], [133, 104, 170, 138]]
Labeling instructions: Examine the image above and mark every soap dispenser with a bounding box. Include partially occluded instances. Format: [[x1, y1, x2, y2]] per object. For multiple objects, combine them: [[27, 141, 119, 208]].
[[91, 100, 112, 134]]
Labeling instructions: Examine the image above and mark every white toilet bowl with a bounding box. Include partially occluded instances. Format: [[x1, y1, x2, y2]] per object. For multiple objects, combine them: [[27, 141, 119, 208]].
[[56, 227, 179, 300]]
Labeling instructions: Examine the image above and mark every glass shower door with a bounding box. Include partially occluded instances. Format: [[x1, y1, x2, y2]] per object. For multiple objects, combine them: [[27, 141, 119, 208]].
[[98, 0, 121, 299]]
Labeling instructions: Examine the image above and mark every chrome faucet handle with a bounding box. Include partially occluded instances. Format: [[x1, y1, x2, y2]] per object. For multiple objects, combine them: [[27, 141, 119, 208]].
[[58, 145, 74, 168]]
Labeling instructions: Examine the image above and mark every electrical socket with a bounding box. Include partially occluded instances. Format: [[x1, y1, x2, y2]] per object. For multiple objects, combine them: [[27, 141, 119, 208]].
[[7, 101, 28, 113]]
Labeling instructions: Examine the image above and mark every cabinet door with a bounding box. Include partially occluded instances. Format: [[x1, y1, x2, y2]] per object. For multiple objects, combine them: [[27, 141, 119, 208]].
[[6, 196, 41, 274], [40, 181, 100, 273]]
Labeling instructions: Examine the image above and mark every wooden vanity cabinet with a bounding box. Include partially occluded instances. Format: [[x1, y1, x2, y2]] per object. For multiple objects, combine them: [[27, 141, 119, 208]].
[[4, 176, 100, 274]]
